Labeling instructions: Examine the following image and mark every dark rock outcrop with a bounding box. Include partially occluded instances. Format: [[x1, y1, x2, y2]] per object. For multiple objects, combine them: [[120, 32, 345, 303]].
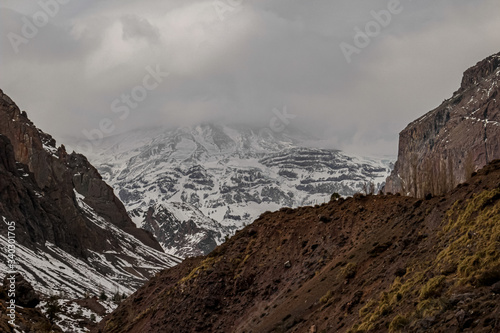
[[385, 52, 500, 197], [140, 204, 224, 257]]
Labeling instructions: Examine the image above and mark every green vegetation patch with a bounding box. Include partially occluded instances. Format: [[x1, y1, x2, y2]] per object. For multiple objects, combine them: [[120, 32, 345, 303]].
[[179, 256, 219, 284]]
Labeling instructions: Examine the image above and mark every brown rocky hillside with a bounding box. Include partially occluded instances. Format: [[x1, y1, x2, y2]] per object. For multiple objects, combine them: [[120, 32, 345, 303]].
[[385, 51, 500, 197], [98, 159, 500, 332]]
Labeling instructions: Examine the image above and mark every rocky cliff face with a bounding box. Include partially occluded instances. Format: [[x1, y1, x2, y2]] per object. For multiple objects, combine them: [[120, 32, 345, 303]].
[[385, 52, 500, 197], [0, 89, 181, 331]]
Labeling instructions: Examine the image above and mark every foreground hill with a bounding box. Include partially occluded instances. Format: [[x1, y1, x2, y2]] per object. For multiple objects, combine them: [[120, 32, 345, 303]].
[[99, 158, 500, 332], [386, 51, 500, 197]]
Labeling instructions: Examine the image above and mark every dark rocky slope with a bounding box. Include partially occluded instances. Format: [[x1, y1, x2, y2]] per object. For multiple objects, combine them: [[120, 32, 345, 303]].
[[385, 52, 500, 197], [98, 159, 500, 332]]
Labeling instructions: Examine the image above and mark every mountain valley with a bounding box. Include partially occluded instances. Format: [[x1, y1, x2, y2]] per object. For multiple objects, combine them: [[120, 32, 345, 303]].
[[82, 125, 392, 257]]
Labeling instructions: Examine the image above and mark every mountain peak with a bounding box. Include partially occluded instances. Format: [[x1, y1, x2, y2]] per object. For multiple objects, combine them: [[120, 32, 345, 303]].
[[460, 51, 500, 92]]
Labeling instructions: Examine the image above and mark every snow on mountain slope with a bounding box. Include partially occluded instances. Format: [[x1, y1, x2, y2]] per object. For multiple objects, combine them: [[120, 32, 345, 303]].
[[134, 202, 232, 258], [82, 124, 393, 258], [0, 210, 180, 299]]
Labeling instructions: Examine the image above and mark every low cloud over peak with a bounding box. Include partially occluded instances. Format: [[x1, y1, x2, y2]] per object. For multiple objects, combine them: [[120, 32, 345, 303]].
[[1, 0, 499, 156]]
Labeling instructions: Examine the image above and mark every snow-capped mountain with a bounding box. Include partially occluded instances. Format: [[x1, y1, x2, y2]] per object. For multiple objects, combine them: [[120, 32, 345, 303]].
[[83, 124, 393, 258]]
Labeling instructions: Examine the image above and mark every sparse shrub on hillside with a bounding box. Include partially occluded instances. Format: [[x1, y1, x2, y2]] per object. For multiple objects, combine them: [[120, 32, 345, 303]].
[[330, 192, 341, 201], [180, 256, 220, 284], [320, 290, 333, 304], [359, 299, 377, 318], [341, 263, 357, 279], [419, 275, 446, 299], [475, 264, 500, 286], [415, 297, 451, 319], [380, 303, 392, 316], [389, 314, 409, 332], [351, 187, 500, 332], [319, 215, 332, 223], [45, 295, 61, 323], [439, 188, 500, 285]]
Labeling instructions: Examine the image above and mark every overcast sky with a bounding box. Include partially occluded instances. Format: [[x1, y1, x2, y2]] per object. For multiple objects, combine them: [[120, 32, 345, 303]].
[[1, 0, 499, 156]]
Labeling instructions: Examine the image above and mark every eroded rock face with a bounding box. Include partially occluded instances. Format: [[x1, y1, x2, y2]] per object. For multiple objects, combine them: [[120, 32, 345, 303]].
[[385, 52, 500, 197]]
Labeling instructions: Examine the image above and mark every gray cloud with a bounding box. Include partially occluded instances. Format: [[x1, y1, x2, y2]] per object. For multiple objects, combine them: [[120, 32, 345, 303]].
[[1, 0, 499, 156], [121, 15, 160, 44]]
